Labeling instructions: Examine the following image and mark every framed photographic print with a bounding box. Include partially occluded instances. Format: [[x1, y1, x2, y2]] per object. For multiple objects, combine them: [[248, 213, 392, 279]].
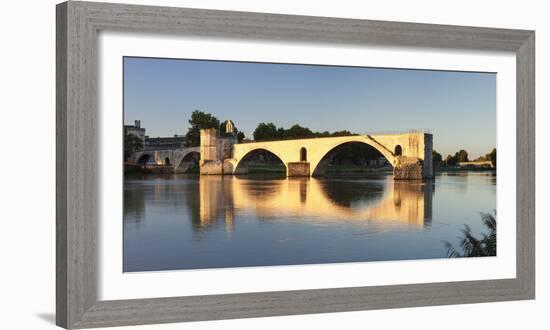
[[56, 1, 535, 328]]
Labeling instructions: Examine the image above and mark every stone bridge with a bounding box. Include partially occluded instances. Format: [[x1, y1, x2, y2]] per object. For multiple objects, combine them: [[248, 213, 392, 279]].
[[200, 129, 433, 179], [131, 147, 200, 173], [130, 129, 433, 179]]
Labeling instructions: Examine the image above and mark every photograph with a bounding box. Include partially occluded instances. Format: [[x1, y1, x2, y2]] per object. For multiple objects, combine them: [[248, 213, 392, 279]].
[[3, 0, 543, 329], [122, 57, 497, 272]]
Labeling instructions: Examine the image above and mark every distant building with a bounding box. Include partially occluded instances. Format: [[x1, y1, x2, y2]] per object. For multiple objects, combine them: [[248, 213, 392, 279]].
[[144, 135, 187, 150], [124, 120, 146, 143], [125, 120, 189, 150], [225, 120, 235, 135]]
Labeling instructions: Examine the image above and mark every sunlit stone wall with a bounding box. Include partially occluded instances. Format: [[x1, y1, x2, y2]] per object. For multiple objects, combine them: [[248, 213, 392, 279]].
[[200, 129, 433, 179], [287, 162, 310, 176], [200, 128, 238, 175]]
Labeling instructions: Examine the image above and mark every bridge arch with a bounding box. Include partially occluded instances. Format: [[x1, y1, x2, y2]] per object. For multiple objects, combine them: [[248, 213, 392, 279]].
[[318, 177, 387, 207], [175, 150, 200, 173], [233, 148, 287, 175], [310, 139, 395, 177], [136, 153, 154, 166]]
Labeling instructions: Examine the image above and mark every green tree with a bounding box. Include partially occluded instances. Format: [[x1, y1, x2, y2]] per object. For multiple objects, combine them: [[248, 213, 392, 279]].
[[330, 130, 354, 137], [276, 127, 286, 139], [253, 122, 279, 141], [432, 150, 443, 165], [285, 124, 315, 139], [236, 131, 245, 143], [124, 133, 143, 161], [444, 154, 456, 166], [185, 110, 220, 147], [252, 122, 357, 142], [455, 149, 469, 163]]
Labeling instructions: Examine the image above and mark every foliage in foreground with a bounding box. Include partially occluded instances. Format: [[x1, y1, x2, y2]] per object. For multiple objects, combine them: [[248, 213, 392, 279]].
[[444, 211, 496, 258]]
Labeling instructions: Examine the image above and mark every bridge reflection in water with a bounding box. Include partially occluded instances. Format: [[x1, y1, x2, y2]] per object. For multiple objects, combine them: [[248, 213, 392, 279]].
[[197, 175, 433, 233], [124, 172, 494, 271]]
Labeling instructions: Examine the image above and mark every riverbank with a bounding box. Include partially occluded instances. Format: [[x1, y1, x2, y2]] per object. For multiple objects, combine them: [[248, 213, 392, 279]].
[[125, 163, 496, 176], [435, 167, 496, 173], [124, 163, 199, 175]]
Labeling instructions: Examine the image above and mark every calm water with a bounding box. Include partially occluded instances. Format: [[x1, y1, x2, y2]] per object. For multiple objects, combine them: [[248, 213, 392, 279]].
[[123, 172, 496, 272]]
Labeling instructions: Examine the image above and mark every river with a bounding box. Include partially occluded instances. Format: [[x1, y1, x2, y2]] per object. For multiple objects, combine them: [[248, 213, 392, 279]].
[[123, 171, 496, 272]]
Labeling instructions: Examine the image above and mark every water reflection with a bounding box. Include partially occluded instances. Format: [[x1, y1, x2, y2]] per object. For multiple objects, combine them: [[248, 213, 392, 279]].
[[123, 172, 494, 271], [194, 175, 433, 231], [123, 187, 146, 226], [124, 175, 434, 231], [124, 176, 434, 230]]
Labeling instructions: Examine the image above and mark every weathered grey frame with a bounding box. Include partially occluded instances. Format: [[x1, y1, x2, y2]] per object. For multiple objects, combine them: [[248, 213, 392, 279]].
[[56, 1, 535, 328]]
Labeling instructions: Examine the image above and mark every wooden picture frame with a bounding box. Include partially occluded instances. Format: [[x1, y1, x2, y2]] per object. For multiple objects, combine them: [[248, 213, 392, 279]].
[[56, 1, 535, 328]]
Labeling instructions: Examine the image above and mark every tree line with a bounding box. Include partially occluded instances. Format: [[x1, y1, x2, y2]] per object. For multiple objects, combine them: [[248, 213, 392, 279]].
[[184, 110, 356, 146], [253, 122, 355, 142], [432, 148, 496, 167], [184, 110, 245, 147]]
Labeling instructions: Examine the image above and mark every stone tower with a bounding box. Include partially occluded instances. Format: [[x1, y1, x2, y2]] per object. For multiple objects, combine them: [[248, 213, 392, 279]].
[[199, 125, 238, 175], [225, 120, 235, 135]]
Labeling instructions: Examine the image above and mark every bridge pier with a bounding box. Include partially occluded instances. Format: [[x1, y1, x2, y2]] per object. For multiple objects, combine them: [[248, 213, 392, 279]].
[[199, 128, 238, 175], [393, 157, 425, 180], [287, 162, 310, 177]]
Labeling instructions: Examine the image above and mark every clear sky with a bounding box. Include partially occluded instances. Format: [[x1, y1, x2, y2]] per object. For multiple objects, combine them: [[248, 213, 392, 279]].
[[124, 57, 496, 158]]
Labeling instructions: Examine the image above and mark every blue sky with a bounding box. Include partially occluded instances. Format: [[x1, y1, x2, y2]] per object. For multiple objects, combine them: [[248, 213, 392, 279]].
[[124, 57, 496, 158]]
